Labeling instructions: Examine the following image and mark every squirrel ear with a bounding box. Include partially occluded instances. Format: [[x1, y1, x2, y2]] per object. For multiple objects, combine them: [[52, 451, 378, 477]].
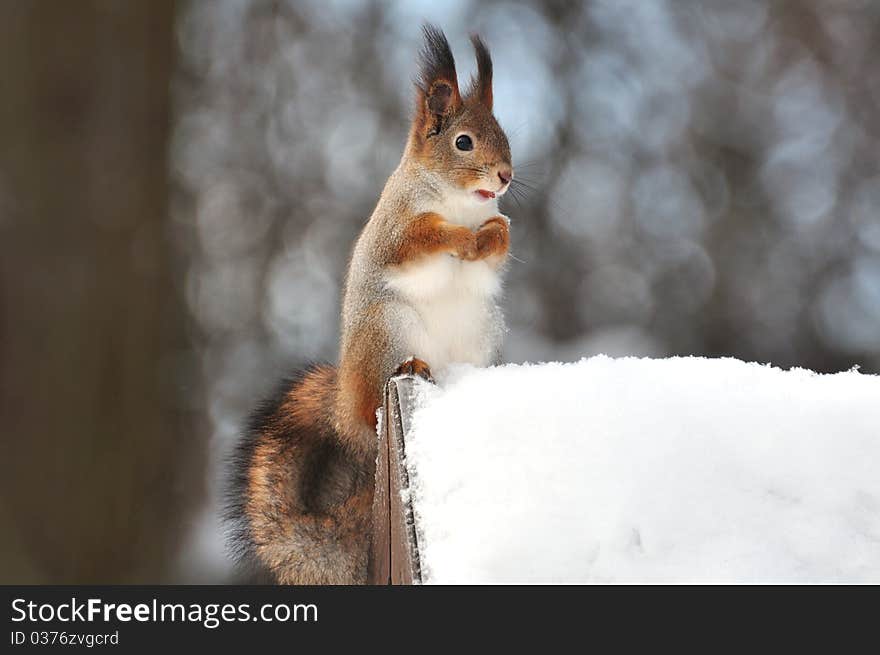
[[467, 34, 493, 111], [415, 24, 461, 136]]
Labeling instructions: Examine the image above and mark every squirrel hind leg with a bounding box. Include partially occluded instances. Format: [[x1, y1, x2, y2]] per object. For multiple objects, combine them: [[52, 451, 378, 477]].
[[393, 356, 435, 383]]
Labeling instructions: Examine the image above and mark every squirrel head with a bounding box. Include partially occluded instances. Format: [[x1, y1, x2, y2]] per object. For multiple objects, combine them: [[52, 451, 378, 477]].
[[407, 25, 513, 205]]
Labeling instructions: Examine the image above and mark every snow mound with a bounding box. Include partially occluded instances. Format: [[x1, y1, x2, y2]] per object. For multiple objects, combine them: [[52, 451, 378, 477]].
[[403, 356, 880, 584]]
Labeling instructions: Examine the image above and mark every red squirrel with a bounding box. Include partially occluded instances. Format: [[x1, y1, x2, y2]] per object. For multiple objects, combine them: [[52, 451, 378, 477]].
[[227, 25, 513, 584]]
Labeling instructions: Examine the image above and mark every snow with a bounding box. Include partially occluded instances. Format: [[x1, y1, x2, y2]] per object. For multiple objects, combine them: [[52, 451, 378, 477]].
[[402, 356, 880, 584]]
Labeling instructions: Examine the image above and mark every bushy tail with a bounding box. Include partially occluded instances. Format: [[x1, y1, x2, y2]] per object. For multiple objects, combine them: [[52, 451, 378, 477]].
[[225, 365, 374, 584]]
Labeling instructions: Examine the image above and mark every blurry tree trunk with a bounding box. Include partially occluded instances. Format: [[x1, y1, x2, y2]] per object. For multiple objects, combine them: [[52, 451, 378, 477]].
[[0, 1, 198, 582]]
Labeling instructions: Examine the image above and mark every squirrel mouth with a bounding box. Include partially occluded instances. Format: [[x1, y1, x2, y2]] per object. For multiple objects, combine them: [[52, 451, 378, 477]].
[[475, 189, 496, 200]]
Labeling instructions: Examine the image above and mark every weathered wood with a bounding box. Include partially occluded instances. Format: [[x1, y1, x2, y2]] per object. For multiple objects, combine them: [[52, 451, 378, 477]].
[[389, 377, 422, 584], [366, 385, 391, 584], [368, 376, 422, 585]]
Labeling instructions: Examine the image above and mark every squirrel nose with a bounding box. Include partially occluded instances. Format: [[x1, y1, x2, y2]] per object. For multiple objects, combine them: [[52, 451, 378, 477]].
[[498, 169, 512, 186]]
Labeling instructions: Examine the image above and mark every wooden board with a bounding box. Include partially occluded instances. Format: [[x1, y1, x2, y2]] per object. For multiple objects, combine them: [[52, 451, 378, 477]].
[[367, 376, 422, 584]]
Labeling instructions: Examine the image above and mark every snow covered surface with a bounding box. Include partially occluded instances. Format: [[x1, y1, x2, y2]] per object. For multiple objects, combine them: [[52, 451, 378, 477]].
[[403, 356, 880, 584]]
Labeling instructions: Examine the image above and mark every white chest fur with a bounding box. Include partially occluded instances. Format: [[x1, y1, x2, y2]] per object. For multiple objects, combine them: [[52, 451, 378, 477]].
[[385, 255, 502, 372], [418, 178, 501, 229]]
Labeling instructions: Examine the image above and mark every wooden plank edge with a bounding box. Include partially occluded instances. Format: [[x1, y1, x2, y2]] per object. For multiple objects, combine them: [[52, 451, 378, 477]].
[[367, 375, 424, 585], [389, 377, 423, 584]]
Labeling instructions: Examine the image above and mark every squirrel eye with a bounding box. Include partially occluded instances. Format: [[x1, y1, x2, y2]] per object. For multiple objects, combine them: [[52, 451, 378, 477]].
[[455, 134, 474, 151]]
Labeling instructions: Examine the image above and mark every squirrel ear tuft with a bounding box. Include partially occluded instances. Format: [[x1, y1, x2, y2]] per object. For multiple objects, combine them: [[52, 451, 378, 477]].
[[467, 34, 493, 111], [415, 24, 461, 135]]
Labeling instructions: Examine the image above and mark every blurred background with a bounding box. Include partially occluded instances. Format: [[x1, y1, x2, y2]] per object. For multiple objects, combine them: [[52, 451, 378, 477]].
[[2, 0, 879, 583]]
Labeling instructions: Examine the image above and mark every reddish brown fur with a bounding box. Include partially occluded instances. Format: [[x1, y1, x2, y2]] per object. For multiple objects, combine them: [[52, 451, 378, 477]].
[[335, 301, 390, 442], [475, 216, 510, 265], [387, 211, 477, 265], [468, 34, 493, 111], [408, 97, 510, 180], [408, 28, 510, 189], [239, 366, 375, 584], [394, 357, 434, 381], [343, 364, 382, 431], [412, 25, 462, 142], [286, 365, 336, 427]]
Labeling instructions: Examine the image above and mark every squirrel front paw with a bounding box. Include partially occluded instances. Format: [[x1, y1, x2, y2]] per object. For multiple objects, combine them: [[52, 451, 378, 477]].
[[475, 216, 510, 261], [453, 230, 479, 261]]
